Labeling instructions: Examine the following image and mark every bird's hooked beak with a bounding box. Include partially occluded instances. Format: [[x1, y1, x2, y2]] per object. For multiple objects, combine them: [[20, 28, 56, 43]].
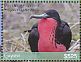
[[30, 13, 49, 19]]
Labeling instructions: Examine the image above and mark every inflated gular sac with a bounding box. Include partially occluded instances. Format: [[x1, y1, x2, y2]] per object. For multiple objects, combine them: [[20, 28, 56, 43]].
[[38, 18, 66, 52]]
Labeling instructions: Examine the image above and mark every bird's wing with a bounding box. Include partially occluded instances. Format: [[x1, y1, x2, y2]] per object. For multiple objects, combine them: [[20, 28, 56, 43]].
[[62, 23, 72, 50], [28, 23, 39, 52]]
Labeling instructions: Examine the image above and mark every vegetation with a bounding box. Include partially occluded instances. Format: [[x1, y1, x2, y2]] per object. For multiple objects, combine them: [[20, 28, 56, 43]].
[[3, 3, 80, 52]]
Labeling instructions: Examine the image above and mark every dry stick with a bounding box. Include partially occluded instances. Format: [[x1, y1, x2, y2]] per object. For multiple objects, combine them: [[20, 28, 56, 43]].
[[20, 33, 26, 42], [70, 22, 79, 29], [72, 44, 80, 50], [13, 46, 18, 52], [68, 39, 80, 51]]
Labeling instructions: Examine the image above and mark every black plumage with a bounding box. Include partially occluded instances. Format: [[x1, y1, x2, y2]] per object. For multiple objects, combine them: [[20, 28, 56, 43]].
[[28, 23, 39, 52]]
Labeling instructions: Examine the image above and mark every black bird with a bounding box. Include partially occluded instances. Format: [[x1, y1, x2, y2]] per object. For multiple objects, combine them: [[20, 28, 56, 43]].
[[28, 9, 72, 52]]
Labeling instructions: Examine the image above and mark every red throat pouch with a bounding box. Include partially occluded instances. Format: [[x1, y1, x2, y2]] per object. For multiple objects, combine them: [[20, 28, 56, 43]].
[[38, 18, 66, 52]]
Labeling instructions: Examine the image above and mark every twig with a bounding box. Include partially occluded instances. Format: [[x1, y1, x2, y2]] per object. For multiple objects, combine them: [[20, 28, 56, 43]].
[[68, 39, 80, 51], [70, 22, 79, 29]]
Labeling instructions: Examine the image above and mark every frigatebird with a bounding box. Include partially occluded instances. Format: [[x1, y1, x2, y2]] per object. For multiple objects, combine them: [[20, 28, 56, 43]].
[[28, 10, 72, 52]]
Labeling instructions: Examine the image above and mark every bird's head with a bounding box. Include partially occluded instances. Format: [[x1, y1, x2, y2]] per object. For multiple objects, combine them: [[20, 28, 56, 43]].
[[30, 9, 61, 22]]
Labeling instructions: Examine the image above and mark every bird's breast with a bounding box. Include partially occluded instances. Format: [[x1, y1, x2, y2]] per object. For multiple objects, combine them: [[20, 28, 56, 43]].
[[38, 18, 57, 51], [38, 18, 66, 52]]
